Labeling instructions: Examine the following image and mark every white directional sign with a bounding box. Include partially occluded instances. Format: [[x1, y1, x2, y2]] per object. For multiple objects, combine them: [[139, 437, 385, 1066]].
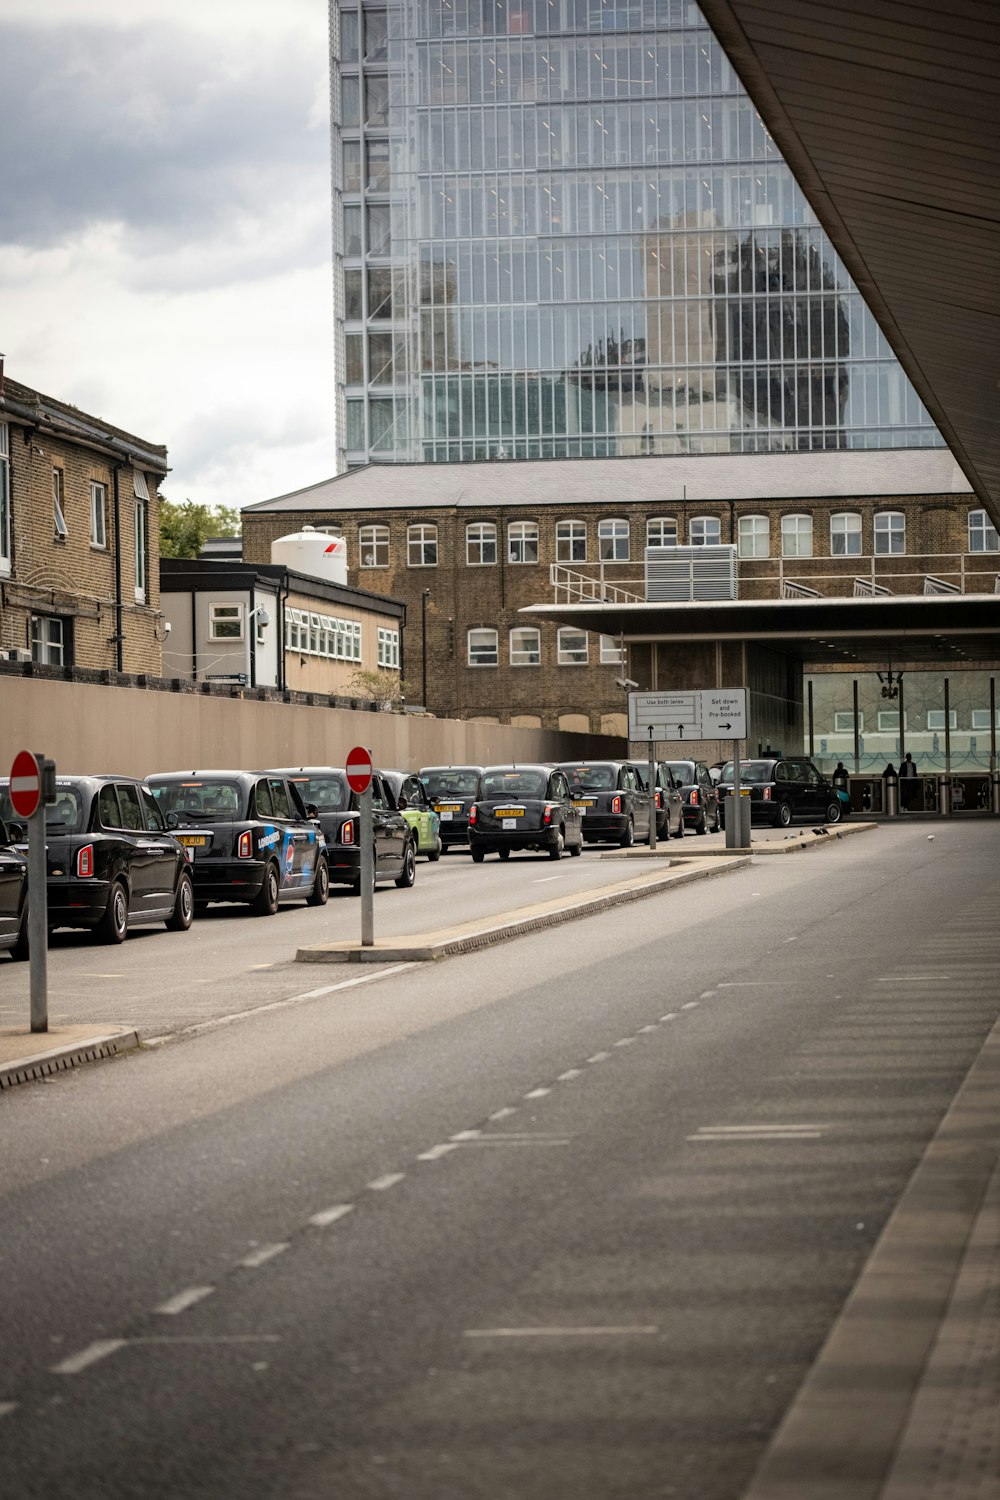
[[628, 686, 747, 742]]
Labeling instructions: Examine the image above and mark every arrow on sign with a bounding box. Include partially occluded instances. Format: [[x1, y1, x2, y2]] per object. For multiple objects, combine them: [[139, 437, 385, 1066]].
[[718, 721, 732, 731], [676, 725, 684, 736]]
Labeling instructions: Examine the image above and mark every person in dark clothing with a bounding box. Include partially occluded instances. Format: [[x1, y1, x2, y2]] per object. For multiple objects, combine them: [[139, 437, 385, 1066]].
[[899, 751, 918, 810]]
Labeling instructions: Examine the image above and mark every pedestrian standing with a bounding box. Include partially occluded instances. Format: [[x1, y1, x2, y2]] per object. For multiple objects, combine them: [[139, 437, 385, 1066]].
[[899, 751, 918, 810]]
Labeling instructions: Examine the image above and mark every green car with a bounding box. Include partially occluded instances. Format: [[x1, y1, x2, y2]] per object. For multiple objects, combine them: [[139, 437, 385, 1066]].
[[382, 770, 442, 861]]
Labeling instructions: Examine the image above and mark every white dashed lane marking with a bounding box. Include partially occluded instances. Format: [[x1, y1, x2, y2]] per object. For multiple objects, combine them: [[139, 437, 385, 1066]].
[[417, 1143, 460, 1161], [154, 1286, 215, 1316], [465, 1325, 659, 1339], [0, 1402, 18, 1418], [308, 1204, 354, 1227], [367, 1173, 406, 1192], [52, 1340, 127, 1375], [558, 1069, 583, 1080], [238, 1243, 290, 1269], [688, 1124, 827, 1142], [489, 1107, 517, 1121], [588, 1051, 612, 1063], [524, 1087, 551, 1099]]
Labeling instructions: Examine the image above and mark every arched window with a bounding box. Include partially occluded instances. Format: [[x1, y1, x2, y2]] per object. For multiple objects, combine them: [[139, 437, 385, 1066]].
[[874, 511, 905, 555], [738, 515, 769, 558], [467, 628, 498, 667], [466, 521, 497, 566], [689, 516, 721, 546], [509, 626, 541, 666], [968, 509, 1000, 553], [830, 513, 862, 556], [646, 517, 677, 549], [781, 514, 813, 558], [557, 627, 589, 665]]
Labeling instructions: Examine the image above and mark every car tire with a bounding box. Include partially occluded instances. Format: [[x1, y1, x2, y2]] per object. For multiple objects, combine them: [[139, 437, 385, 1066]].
[[427, 839, 442, 863], [96, 880, 129, 944], [711, 812, 721, 833], [672, 816, 685, 839], [497, 847, 510, 860], [306, 856, 330, 906], [568, 839, 582, 856], [549, 829, 565, 860], [471, 846, 486, 864], [11, 903, 29, 961], [696, 811, 707, 835], [776, 802, 793, 827], [252, 861, 281, 916], [825, 800, 842, 824], [166, 870, 195, 931], [619, 818, 634, 849], [395, 841, 417, 888]]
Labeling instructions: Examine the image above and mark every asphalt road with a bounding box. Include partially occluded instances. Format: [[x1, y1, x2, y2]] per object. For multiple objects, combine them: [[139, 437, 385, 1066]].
[[1, 821, 998, 1499]]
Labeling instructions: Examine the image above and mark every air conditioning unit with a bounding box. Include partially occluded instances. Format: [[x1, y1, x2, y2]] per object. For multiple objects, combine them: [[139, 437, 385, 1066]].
[[3, 648, 32, 663]]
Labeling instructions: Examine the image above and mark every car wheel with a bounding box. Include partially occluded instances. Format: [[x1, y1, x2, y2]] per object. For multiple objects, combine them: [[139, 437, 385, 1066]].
[[395, 841, 417, 888], [96, 880, 129, 944], [427, 839, 442, 862], [471, 846, 486, 864], [672, 815, 685, 839], [825, 800, 842, 825], [776, 802, 793, 827], [549, 829, 565, 860], [166, 870, 195, 931], [568, 838, 582, 856], [619, 818, 634, 849], [497, 847, 511, 861], [11, 903, 29, 961], [306, 856, 330, 906], [251, 861, 281, 916], [711, 811, 721, 833], [696, 811, 707, 835]]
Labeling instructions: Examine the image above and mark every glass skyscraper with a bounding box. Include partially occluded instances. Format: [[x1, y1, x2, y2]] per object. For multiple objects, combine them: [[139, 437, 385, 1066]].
[[332, 0, 941, 468]]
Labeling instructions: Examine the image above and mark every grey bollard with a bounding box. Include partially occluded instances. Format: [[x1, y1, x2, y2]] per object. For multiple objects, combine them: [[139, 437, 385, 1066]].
[[991, 770, 1000, 816], [725, 793, 751, 849], [884, 774, 899, 818], [937, 774, 951, 817]]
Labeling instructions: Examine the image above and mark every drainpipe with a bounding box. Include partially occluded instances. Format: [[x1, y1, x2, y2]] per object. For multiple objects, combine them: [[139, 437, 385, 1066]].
[[190, 589, 198, 680], [111, 464, 124, 672]]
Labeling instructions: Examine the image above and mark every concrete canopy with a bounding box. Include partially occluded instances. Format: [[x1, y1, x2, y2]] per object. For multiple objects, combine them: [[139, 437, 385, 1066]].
[[698, 0, 1000, 531]]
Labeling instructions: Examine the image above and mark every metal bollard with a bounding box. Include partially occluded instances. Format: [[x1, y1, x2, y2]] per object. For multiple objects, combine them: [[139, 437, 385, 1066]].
[[937, 774, 952, 817], [991, 769, 1000, 816], [884, 774, 899, 818]]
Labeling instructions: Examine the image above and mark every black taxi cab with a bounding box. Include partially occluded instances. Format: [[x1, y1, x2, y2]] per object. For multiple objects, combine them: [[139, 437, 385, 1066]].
[[467, 764, 584, 862], [418, 765, 484, 850], [147, 770, 329, 914], [0, 817, 29, 960], [557, 759, 656, 847], [0, 774, 194, 944], [266, 767, 414, 893], [717, 756, 842, 828]]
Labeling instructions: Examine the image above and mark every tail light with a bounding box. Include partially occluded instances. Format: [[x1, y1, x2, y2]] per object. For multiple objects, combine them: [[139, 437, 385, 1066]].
[[469, 805, 478, 826], [655, 790, 662, 809], [611, 795, 622, 814], [77, 844, 94, 878], [762, 787, 771, 801], [690, 788, 699, 806], [543, 803, 553, 825], [341, 819, 356, 844], [237, 830, 253, 858]]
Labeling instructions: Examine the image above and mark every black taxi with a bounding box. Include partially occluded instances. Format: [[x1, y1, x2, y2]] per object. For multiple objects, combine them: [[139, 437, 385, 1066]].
[[0, 774, 194, 944], [266, 767, 414, 893], [147, 770, 329, 914], [468, 764, 584, 862], [0, 817, 29, 960], [557, 759, 655, 847], [717, 756, 842, 828], [418, 765, 484, 850]]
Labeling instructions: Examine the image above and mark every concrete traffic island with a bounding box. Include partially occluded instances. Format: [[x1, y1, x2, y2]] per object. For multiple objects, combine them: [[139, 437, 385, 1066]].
[[0, 1024, 138, 1090], [600, 820, 878, 858]]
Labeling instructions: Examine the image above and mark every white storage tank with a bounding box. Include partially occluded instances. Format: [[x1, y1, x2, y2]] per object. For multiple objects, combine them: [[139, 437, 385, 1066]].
[[271, 526, 348, 585]]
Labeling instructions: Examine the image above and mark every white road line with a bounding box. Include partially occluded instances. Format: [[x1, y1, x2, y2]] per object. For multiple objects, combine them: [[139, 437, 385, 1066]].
[[613, 1037, 636, 1048], [638, 1025, 658, 1035], [681, 1001, 699, 1010], [238, 1243, 289, 1269], [558, 1068, 583, 1080], [132, 1335, 281, 1346], [367, 1173, 405, 1192], [417, 1143, 460, 1161], [451, 1129, 483, 1140], [533, 875, 562, 882], [309, 1204, 354, 1227], [696, 1124, 827, 1133], [689, 1131, 823, 1142], [489, 1107, 517, 1121], [588, 1051, 612, 1063], [699, 991, 716, 999], [464, 1326, 658, 1339], [524, 1087, 551, 1098], [876, 976, 951, 982], [660, 1013, 678, 1021], [0, 1402, 18, 1418], [154, 1286, 215, 1317], [52, 1340, 127, 1375]]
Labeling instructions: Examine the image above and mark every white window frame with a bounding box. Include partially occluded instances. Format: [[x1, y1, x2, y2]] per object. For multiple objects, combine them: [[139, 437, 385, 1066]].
[[53, 468, 68, 539], [31, 613, 66, 666], [874, 511, 905, 555], [968, 509, 1000, 554], [134, 499, 147, 603], [646, 517, 678, 549], [781, 513, 813, 558], [359, 524, 390, 568], [507, 520, 539, 565], [738, 515, 769, 559], [209, 603, 244, 640], [833, 711, 862, 733], [466, 521, 497, 566], [377, 626, 400, 668], [0, 421, 11, 573], [556, 519, 587, 562], [509, 625, 541, 666], [557, 627, 589, 665], [971, 709, 1000, 730], [467, 627, 498, 667], [600, 634, 624, 664], [132, 468, 150, 501], [830, 512, 862, 556], [598, 518, 629, 562], [90, 481, 107, 549], [689, 516, 721, 546], [876, 710, 907, 733], [407, 523, 438, 567], [927, 710, 957, 731]]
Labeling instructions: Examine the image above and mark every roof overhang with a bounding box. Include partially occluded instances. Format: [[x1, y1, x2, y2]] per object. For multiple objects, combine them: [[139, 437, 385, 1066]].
[[698, 0, 1000, 531]]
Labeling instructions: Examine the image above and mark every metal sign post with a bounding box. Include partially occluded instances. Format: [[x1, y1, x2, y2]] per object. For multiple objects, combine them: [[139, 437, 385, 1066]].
[[346, 745, 375, 948], [647, 727, 657, 851], [10, 749, 53, 1033]]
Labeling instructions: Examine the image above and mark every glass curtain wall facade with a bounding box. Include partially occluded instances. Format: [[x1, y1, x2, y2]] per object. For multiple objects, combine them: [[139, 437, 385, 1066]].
[[332, 0, 942, 467]]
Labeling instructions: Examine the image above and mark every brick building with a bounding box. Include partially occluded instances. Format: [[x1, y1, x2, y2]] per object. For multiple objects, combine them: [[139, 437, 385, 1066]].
[[0, 372, 168, 674], [241, 447, 995, 732]]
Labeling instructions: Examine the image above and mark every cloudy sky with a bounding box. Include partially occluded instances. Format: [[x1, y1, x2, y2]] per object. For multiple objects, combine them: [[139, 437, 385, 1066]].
[[0, 0, 334, 512]]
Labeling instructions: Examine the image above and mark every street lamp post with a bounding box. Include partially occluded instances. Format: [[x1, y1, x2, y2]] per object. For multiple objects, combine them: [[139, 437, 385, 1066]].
[[421, 589, 431, 709]]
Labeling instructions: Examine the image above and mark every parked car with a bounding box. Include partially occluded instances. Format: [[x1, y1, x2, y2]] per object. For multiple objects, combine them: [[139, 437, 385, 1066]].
[[468, 764, 584, 861], [418, 766, 484, 850], [0, 817, 29, 959], [717, 756, 842, 828], [642, 762, 686, 841], [148, 770, 330, 914], [0, 775, 194, 943], [662, 759, 721, 835], [267, 766, 414, 893], [557, 759, 654, 847], [381, 770, 442, 860]]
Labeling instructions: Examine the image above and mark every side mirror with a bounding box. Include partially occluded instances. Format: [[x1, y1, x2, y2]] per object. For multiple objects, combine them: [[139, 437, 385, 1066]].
[[306, 803, 319, 818], [396, 795, 408, 810], [6, 821, 26, 843]]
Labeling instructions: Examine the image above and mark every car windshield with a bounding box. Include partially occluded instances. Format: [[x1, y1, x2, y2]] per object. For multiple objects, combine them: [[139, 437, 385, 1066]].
[[287, 774, 349, 812], [422, 770, 480, 798], [0, 784, 86, 833], [665, 762, 695, 784], [150, 780, 245, 820], [480, 769, 547, 799], [720, 761, 776, 784], [562, 765, 615, 790]]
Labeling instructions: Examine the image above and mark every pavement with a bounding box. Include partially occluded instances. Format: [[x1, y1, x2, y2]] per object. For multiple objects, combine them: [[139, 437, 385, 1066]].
[[1, 817, 997, 1498]]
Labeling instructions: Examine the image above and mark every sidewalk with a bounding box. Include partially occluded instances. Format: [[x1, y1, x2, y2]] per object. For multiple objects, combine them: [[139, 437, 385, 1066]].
[[0, 1023, 138, 1090]]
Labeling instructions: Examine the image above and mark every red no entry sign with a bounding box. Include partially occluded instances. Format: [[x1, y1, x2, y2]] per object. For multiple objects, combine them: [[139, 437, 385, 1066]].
[[9, 750, 41, 819], [346, 745, 373, 795]]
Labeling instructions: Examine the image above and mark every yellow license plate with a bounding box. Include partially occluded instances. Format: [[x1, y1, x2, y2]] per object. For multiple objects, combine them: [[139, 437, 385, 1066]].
[[573, 799, 595, 807], [495, 808, 523, 817], [436, 803, 461, 812], [179, 834, 208, 847]]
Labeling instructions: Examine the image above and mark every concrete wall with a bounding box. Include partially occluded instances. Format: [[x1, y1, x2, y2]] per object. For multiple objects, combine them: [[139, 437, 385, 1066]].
[[0, 676, 623, 781]]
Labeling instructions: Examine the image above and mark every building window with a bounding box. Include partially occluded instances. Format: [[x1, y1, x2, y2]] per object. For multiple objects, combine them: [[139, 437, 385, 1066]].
[[557, 627, 589, 665], [467, 521, 497, 566], [285, 609, 361, 661], [209, 603, 244, 640], [598, 518, 629, 561], [0, 422, 10, 573], [509, 626, 541, 666], [468, 627, 498, 667], [556, 519, 586, 562], [134, 500, 147, 603], [53, 468, 67, 539], [646, 517, 677, 549], [971, 709, 1000, 730], [359, 524, 389, 568], [738, 515, 769, 558], [31, 613, 69, 666], [508, 520, 538, 564], [874, 511, 905, 554], [407, 523, 438, 567], [90, 482, 107, 549], [830, 512, 862, 556], [877, 711, 907, 733], [781, 514, 813, 558], [600, 635, 624, 664], [968, 509, 1000, 553], [377, 627, 399, 669], [927, 710, 957, 731], [689, 516, 721, 546], [833, 711, 862, 733]]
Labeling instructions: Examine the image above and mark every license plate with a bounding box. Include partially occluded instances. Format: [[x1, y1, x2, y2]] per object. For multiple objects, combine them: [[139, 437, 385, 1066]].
[[439, 810, 454, 821], [573, 800, 594, 811], [179, 834, 207, 847], [502, 818, 518, 830], [436, 803, 461, 812], [494, 808, 523, 818]]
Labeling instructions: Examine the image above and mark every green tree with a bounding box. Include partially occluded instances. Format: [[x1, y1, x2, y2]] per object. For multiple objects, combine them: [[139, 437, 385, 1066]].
[[159, 500, 242, 559]]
